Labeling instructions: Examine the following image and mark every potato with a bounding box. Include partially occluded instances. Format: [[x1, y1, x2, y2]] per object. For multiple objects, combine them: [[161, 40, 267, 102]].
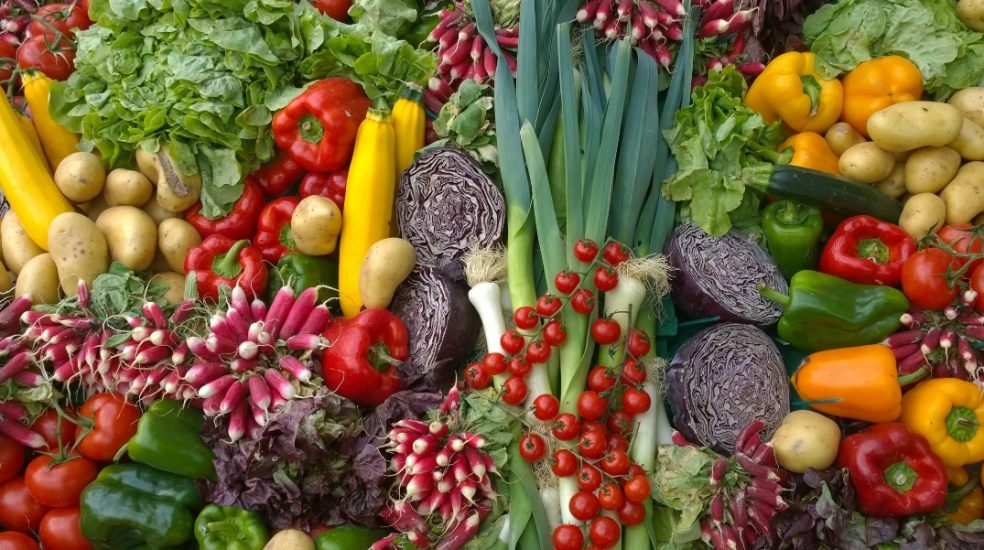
[[904, 146, 962, 194], [54, 152, 106, 203], [1, 212, 43, 275], [150, 272, 186, 306], [770, 410, 842, 473], [95, 206, 158, 271], [959, 0, 984, 31], [291, 196, 342, 256], [263, 529, 315, 550], [875, 163, 907, 198], [15, 253, 58, 304], [143, 198, 178, 225], [48, 212, 109, 296], [360, 238, 417, 309], [155, 148, 201, 213], [135, 148, 160, 182], [949, 88, 984, 129], [824, 122, 866, 156], [0, 258, 11, 294], [899, 193, 946, 239], [158, 219, 202, 273], [838, 142, 896, 183], [104, 169, 153, 207], [949, 117, 984, 161], [941, 162, 984, 224], [867, 101, 964, 152]]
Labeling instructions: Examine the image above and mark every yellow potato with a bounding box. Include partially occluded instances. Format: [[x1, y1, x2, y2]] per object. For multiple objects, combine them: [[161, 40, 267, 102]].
[[824, 122, 866, 156], [48, 212, 109, 296], [867, 101, 964, 152], [143, 198, 178, 225], [155, 147, 201, 213], [85, 194, 111, 223], [360, 238, 417, 309], [104, 169, 153, 207], [135, 148, 160, 182], [150, 272, 186, 306], [940, 162, 984, 224], [158, 219, 202, 273], [959, 0, 984, 31], [771, 410, 842, 473], [899, 193, 946, 239], [1, 211, 43, 274], [292, 196, 342, 256], [949, 117, 984, 161], [0, 258, 11, 294], [15, 253, 58, 304], [264, 530, 315, 550], [54, 151, 106, 203], [95, 207, 158, 271], [874, 163, 907, 198], [949, 88, 984, 128], [904, 147, 962, 194], [838, 142, 896, 183]]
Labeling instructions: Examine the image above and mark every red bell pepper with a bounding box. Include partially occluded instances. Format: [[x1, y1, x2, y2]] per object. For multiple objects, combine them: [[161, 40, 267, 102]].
[[271, 78, 371, 173], [184, 235, 268, 301], [299, 168, 347, 212], [838, 422, 948, 517], [252, 151, 305, 198], [322, 309, 406, 406], [183, 178, 265, 240], [819, 215, 916, 286], [254, 196, 300, 264]]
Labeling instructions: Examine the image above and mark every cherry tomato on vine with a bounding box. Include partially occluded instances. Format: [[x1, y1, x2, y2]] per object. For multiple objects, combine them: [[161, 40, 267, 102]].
[[542, 320, 567, 346], [627, 329, 651, 357], [0, 532, 39, 550], [607, 410, 633, 436], [25, 455, 98, 508], [17, 35, 75, 81], [0, 42, 16, 84], [938, 224, 984, 270], [971, 263, 984, 313], [77, 392, 141, 462], [576, 391, 608, 421], [535, 294, 563, 317], [501, 376, 528, 405], [481, 352, 507, 376], [603, 242, 632, 266], [500, 330, 525, 355], [0, 478, 48, 532], [31, 409, 77, 453], [628, 463, 647, 478], [28, 4, 91, 40], [552, 524, 585, 550], [554, 270, 581, 295], [607, 433, 629, 452], [601, 449, 630, 476], [623, 474, 651, 503], [525, 340, 551, 364], [551, 449, 578, 477], [593, 266, 619, 292], [39, 506, 91, 550], [571, 288, 596, 314], [576, 463, 602, 491], [0, 435, 25, 485], [598, 482, 625, 511], [590, 515, 622, 547], [581, 420, 607, 435], [622, 388, 652, 415], [553, 413, 581, 440], [587, 366, 616, 392], [311, 0, 353, 21], [621, 358, 647, 386], [507, 355, 532, 377], [578, 429, 607, 459], [618, 500, 646, 526], [465, 362, 491, 390], [533, 394, 560, 421], [512, 306, 539, 330], [574, 239, 599, 263], [569, 491, 601, 521], [519, 433, 546, 463], [591, 318, 621, 345], [901, 248, 959, 310]]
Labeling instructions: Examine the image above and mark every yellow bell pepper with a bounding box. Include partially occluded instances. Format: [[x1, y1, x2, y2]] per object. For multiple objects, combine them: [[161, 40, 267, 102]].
[[841, 56, 923, 137], [744, 52, 844, 134], [948, 481, 984, 525], [22, 72, 80, 169], [950, 466, 972, 486], [900, 378, 984, 468], [779, 132, 841, 175]]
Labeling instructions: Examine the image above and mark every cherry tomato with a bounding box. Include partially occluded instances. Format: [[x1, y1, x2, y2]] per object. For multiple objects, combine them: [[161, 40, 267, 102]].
[[482, 352, 507, 375], [607, 433, 629, 452], [622, 474, 651, 503], [0, 435, 24, 485], [587, 366, 617, 392], [571, 288, 596, 314], [901, 248, 959, 310], [971, 263, 984, 313], [551, 449, 577, 477], [552, 413, 580, 440], [628, 463, 646, 478], [618, 500, 646, 526], [525, 339, 551, 364], [626, 329, 651, 357], [620, 358, 647, 386], [578, 429, 607, 459], [465, 362, 491, 390], [0, 41, 16, 83], [589, 515, 622, 548], [76, 392, 142, 462], [601, 449, 630, 476], [938, 224, 984, 269], [581, 420, 607, 435], [500, 330, 525, 355], [0, 532, 39, 550], [25, 455, 98, 508], [574, 239, 599, 263], [542, 320, 567, 346], [593, 266, 619, 292], [535, 294, 563, 317], [0, 478, 48, 532], [591, 318, 621, 345], [554, 270, 581, 295], [30, 409, 77, 453], [576, 391, 608, 421], [622, 388, 652, 415], [598, 482, 625, 511], [569, 490, 601, 521], [16, 35, 76, 81], [506, 355, 532, 377], [533, 394, 560, 421], [39, 506, 92, 550], [311, 0, 353, 21], [512, 306, 539, 330], [28, 4, 91, 40], [607, 410, 633, 436], [576, 463, 602, 491], [501, 376, 528, 405], [552, 524, 585, 550], [603, 242, 632, 266], [518, 433, 546, 463]]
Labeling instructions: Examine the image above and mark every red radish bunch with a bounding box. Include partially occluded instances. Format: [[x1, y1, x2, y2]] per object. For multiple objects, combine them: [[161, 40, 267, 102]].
[[185, 285, 329, 442], [0, 296, 48, 449]]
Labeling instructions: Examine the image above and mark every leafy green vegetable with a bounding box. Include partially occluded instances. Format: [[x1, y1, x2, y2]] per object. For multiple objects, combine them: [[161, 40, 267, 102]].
[[430, 80, 498, 172], [804, 0, 984, 99], [651, 445, 717, 544], [349, 0, 421, 37], [661, 66, 787, 236]]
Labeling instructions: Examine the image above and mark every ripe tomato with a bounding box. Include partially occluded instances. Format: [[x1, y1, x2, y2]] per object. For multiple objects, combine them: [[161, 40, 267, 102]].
[[542, 320, 567, 346], [481, 352, 507, 376], [607, 433, 629, 452], [603, 242, 632, 266], [607, 410, 633, 436], [551, 449, 577, 477], [587, 366, 617, 393], [0, 434, 25, 484], [312, 0, 352, 21], [535, 294, 562, 317], [901, 248, 959, 310], [0, 41, 16, 83], [576, 463, 602, 492], [589, 516, 621, 548], [592, 266, 619, 292], [938, 224, 984, 269], [76, 392, 141, 462], [28, 4, 91, 40], [525, 340, 551, 364], [591, 318, 621, 345], [512, 306, 538, 330], [39, 506, 92, 550], [571, 288, 596, 314], [598, 482, 625, 511], [518, 433, 546, 463], [626, 329, 651, 357], [0, 532, 39, 550], [464, 362, 491, 390], [576, 391, 608, 421], [574, 239, 599, 263], [506, 355, 532, 377], [600, 449, 630, 476], [578, 430, 607, 459], [552, 413, 581, 441], [620, 358, 647, 386], [31, 409, 77, 453], [569, 491, 600, 521], [622, 474, 651, 503], [501, 376, 528, 405], [622, 388, 652, 415], [618, 500, 646, 526], [554, 270, 581, 295], [971, 263, 984, 313], [16, 35, 76, 81], [499, 330, 525, 355], [532, 394, 560, 421], [25, 455, 98, 508], [0, 478, 48, 532]]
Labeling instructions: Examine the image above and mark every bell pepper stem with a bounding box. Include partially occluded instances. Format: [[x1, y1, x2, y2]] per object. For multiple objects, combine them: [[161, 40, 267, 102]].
[[858, 238, 890, 265], [897, 366, 930, 387], [946, 406, 980, 442], [212, 240, 249, 279], [777, 201, 813, 225], [299, 114, 325, 144], [800, 75, 822, 117], [884, 461, 918, 493], [758, 284, 791, 308]]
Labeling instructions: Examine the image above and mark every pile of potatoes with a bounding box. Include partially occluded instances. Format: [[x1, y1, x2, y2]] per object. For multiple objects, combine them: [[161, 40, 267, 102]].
[[2, 147, 205, 305], [828, 89, 984, 239]]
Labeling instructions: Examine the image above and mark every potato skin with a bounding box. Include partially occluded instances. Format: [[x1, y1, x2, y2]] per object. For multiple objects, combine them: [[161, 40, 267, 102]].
[[135, 148, 160, 183], [825, 122, 866, 156], [292, 196, 342, 256], [48, 212, 109, 296], [958, 0, 984, 31], [770, 410, 841, 473], [899, 193, 947, 239], [359, 238, 417, 309], [949, 117, 984, 161], [54, 152, 106, 202], [904, 146, 962, 194], [263, 530, 315, 550], [15, 253, 58, 304], [155, 150, 201, 213], [151, 272, 186, 306], [940, 162, 984, 224], [838, 142, 896, 183], [104, 169, 153, 207], [875, 163, 907, 198], [96, 207, 158, 271], [867, 101, 964, 152], [158, 219, 202, 274], [949, 87, 984, 128], [1, 211, 43, 274], [143, 198, 178, 225]]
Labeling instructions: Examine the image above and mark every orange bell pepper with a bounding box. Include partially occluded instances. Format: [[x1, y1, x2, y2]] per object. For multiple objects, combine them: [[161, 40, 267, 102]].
[[779, 132, 841, 175], [841, 56, 923, 137]]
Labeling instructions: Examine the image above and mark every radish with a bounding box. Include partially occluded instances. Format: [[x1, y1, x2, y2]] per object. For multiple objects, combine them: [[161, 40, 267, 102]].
[[278, 355, 312, 382], [247, 375, 272, 411], [199, 374, 237, 399], [0, 418, 46, 448], [297, 305, 330, 336], [227, 400, 247, 442], [263, 369, 295, 400]]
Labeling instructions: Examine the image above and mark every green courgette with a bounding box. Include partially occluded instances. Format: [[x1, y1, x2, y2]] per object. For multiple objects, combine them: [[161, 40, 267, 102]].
[[768, 165, 903, 223]]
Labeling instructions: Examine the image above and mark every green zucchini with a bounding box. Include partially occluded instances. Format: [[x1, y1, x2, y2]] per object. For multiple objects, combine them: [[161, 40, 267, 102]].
[[768, 165, 903, 223]]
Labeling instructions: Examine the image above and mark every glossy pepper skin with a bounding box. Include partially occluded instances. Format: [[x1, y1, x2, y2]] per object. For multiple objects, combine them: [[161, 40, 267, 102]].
[[253, 151, 305, 197], [254, 196, 300, 264], [79, 463, 202, 549], [838, 422, 948, 517], [194, 504, 268, 550], [900, 378, 984, 468], [842, 56, 923, 137], [760, 270, 908, 352], [791, 344, 927, 422], [272, 78, 372, 173], [744, 52, 844, 133], [299, 169, 348, 212], [184, 178, 264, 240], [322, 308, 407, 406], [820, 215, 916, 287], [185, 236, 268, 301], [315, 525, 389, 550], [762, 202, 824, 279], [779, 132, 841, 175], [126, 400, 216, 481], [267, 253, 339, 306]]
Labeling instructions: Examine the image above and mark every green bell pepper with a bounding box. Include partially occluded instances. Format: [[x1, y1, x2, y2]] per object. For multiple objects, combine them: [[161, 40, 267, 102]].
[[194, 504, 268, 550], [762, 200, 824, 280], [80, 463, 202, 550], [760, 270, 908, 353], [315, 525, 389, 550], [267, 253, 338, 305], [127, 399, 216, 480]]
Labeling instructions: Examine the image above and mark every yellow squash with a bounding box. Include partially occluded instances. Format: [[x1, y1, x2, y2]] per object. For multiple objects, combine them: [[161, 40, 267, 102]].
[[22, 72, 80, 169], [338, 110, 397, 317], [392, 87, 425, 177], [0, 93, 74, 250], [17, 113, 47, 170]]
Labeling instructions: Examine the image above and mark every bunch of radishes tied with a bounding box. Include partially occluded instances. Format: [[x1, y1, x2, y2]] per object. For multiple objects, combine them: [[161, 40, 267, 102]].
[[0, 295, 49, 450], [0, 0, 41, 47]]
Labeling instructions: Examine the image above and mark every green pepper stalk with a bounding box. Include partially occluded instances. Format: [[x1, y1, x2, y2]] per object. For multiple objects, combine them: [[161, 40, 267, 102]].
[[194, 504, 268, 550]]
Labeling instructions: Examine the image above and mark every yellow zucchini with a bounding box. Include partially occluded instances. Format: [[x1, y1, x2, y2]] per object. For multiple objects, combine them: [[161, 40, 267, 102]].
[[17, 113, 48, 171], [22, 72, 80, 169], [392, 87, 425, 177]]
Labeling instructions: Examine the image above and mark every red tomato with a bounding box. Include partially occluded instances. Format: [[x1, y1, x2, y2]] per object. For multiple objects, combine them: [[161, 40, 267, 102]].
[[552, 413, 580, 441], [587, 366, 616, 393], [598, 482, 625, 511], [532, 394, 560, 421], [39, 506, 92, 550], [600, 449, 630, 476], [937, 224, 984, 269], [589, 516, 621, 548], [30, 409, 77, 453], [16, 35, 76, 81], [500, 376, 527, 406], [0, 434, 25, 484], [0, 41, 16, 83], [464, 362, 491, 390], [626, 329, 652, 357], [618, 500, 645, 526], [25, 455, 98, 508], [621, 358, 647, 386], [574, 239, 599, 263], [550, 449, 577, 477], [28, 4, 91, 40], [576, 463, 602, 492], [552, 524, 584, 550], [901, 248, 960, 310], [622, 474, 651, 503], [76, 393, 141, 462], [569, 491, 600, 521], [311, 0, 353, 21], [971, 263, 984, 313], [603, 242, 632, 266], [0, 532, 40, 550], [518, 433, 546, 463], [622, 388, 652, 415], [578, 429, 607, 459], [592, 266, 619, 292], [576, 391, 608, 421], [590, 318, 621, 345], [542, 320, 567, 346], [0, 478, 48, 532]]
